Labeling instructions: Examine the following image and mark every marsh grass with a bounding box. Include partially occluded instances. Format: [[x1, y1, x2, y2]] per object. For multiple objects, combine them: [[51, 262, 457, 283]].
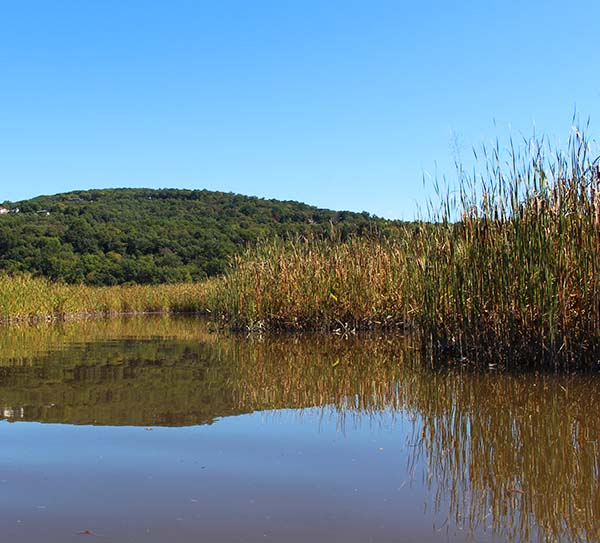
[[415, 126, 600, 367], [203, 237, 410, 330], [206, 127, 600, 368], [0, 274, 210, 324]]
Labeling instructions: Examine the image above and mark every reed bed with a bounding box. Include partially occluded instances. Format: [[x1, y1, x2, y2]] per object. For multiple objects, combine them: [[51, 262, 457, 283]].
[[0, 274, 210, 324], [206, 128, 600, 368], [415, 127, 600, 367], [203, 237, 409, 330]]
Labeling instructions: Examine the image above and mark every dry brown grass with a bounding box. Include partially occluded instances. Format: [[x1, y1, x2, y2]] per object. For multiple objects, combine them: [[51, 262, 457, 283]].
[[205, 127, 600, 368]]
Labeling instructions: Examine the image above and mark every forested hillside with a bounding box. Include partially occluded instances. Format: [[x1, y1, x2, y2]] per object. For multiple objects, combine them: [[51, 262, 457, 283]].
[[0, 188, 400, 285]]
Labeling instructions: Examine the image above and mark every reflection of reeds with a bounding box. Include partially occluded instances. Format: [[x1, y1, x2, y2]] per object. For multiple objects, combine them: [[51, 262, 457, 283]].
[[231, 333, 411, 413], [0, 317, 598, 542], [232, 335, 600, 543], [0, 314, 220, 365], [409, 370, 600, 543]]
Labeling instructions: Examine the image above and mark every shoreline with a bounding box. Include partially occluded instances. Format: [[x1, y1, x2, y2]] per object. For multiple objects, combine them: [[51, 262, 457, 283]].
[[2, 305, 598, 372]]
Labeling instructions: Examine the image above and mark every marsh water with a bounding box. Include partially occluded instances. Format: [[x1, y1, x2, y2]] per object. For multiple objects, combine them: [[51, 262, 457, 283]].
[[0, 317, 598, 543]]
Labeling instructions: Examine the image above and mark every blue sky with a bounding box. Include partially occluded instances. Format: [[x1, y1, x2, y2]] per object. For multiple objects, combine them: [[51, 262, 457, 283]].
[[1, 0, 599, 219]]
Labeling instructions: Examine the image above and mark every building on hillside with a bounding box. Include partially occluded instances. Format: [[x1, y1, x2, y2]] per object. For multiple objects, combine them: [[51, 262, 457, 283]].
[[0, 207, 8, 214]]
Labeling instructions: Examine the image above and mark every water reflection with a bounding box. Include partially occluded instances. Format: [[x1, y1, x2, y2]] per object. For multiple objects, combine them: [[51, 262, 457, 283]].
[[0, 316, 598, 542]]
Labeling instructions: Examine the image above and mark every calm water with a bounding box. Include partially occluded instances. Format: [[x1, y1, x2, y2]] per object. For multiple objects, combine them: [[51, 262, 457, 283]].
[[0, 317, 598, 543]]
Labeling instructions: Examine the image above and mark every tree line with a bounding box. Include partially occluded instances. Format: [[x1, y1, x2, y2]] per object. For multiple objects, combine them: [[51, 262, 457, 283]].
[[0, 188, 403, 285]]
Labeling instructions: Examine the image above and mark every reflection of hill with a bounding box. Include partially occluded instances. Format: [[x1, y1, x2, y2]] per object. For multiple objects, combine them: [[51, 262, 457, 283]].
[[0, 316, 599, 542], [0, 317, 407, 427], [0, 339, 243, 426], [0, 317, 242, 425], [0, 317, 247, 426]]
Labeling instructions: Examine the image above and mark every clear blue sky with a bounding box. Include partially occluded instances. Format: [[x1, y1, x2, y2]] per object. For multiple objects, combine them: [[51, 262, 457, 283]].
[[1, 0, 599, 219]]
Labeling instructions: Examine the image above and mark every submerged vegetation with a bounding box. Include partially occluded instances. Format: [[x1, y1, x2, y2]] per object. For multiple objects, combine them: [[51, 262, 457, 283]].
[[1, 127, 599, 367]]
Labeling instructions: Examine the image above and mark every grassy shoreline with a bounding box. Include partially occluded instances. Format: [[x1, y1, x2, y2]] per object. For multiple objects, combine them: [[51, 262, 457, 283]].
[[0, 274, 208, 325], [2, 129, 600, 368], [204, 129, 600, 368]]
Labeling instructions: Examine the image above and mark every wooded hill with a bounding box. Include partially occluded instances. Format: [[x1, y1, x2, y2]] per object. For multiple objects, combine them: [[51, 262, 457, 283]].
[[0, 188, 401, 285]]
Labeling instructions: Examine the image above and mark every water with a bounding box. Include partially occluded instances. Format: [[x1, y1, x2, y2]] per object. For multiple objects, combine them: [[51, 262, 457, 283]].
[[0, 316, 598, 542]]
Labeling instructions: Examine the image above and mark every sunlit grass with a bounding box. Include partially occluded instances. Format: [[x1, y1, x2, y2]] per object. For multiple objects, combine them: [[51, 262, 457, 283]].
[[0, 274, 210, 323], [206, 126, 600, 368]]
